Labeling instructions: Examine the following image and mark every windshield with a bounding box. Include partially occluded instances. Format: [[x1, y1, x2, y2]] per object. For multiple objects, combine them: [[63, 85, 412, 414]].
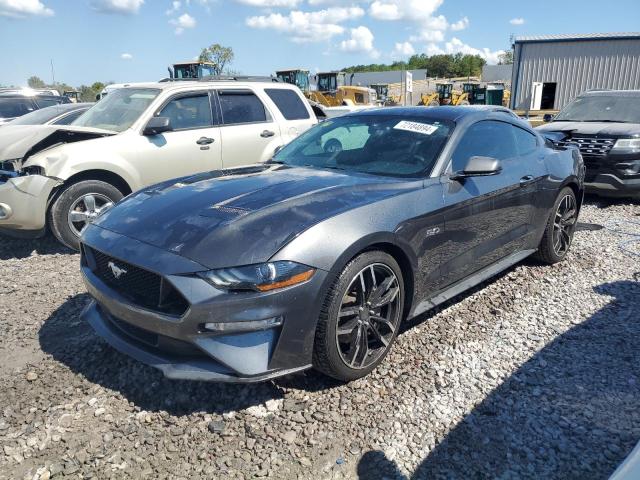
[[72, 88, 159, 132], [0, 98, 35, 119], [318, 75, 338, 92], [555, 95, 640, 123], [273, 114, 453, 178], [9, 104, 74, 125]]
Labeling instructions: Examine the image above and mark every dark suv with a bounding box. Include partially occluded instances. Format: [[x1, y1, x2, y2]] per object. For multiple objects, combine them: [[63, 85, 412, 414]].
[[537, 90, 640, 198], [0, 94, 71, 125]]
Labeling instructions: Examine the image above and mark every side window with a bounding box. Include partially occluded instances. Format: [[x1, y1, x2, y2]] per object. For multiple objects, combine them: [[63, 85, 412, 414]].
[[53, 109, 85, 125], [265, 88, 310, 120], [512, 125, 538, 155], [34, 97, 63, 108], [157, 94, 212, 131], [218, 90, 267, 125], [451, 120, 517, 171]]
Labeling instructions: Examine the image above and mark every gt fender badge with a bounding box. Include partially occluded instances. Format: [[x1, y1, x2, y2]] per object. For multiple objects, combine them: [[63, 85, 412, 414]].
[[425, 227, 441, 237]]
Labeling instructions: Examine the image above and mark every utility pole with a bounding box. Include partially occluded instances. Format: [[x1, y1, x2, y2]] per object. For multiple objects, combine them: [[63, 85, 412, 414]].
[[50, 59, 55, 86]]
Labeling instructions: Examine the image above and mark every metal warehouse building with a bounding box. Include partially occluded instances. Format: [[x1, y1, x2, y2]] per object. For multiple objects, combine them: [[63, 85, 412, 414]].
[[510, 32, 640, 111]]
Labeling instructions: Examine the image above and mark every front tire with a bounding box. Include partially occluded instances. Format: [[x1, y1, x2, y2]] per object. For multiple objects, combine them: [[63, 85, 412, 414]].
[[313, 251, 404, 381], [48, 180, 123, 250], [534, 187, 578, 264]]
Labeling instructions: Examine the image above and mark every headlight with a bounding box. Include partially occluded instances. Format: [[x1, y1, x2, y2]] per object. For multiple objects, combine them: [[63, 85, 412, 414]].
[[198, 261, 315, 292], [611, 138, 640, 154]]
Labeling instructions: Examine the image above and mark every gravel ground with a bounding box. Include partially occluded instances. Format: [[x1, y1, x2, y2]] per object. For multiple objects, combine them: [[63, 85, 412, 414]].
[[0, 198, 638, 480]]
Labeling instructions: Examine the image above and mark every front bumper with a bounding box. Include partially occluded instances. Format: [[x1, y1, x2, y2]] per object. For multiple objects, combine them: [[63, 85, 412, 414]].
[[585, 173, 640, 198], [80, 225, 329, 382], [0, 174, 61, 236]]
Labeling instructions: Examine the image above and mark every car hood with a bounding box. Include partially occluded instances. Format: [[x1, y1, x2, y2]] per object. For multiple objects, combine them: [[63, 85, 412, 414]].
[[537, 121, 640, 137], [91, 165, 420, 269], [0, 125, 116, 166]]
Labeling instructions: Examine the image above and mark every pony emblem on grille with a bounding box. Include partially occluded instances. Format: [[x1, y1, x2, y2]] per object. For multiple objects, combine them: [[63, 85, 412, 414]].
[[107, 261, 128, 279]]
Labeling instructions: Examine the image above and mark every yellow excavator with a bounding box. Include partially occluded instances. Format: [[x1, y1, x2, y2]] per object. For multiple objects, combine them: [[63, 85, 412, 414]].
[[275, 69, 311, 93]]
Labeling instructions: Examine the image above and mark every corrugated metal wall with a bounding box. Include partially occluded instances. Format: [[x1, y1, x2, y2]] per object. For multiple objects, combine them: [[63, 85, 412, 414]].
[[511, 39, 640, 110]]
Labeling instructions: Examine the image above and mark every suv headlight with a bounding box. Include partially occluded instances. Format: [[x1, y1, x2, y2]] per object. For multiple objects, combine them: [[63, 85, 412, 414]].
[[611, 138, 640, 154], [198, 261, 315, 292]]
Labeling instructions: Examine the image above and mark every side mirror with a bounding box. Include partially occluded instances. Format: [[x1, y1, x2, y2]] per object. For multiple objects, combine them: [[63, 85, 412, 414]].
[[143, 116, 172, 136], [452, 156, 502, 180], [543, 113, 554, 123]]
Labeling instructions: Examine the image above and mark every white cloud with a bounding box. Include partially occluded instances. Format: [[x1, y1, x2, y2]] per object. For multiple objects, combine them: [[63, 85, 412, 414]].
[[91, 0, 144, 14], [443, 37, 504, 64], [340, 26, 379, 58], [0, 0, 54, 18], [246, 6, 364, 43], [369, 0, 443, 22], [392, 41, 415, 58], [165, 0, 180, 15], [236, 0, 300, 6], [170, 12, 196, 34], [120, 52, 133, 60], [450, 16, 469, 31], [510, 17, 525, 25]]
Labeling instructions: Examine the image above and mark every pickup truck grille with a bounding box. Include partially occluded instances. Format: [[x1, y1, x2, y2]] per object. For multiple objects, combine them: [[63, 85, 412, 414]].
[[84, 246, 189, 316]]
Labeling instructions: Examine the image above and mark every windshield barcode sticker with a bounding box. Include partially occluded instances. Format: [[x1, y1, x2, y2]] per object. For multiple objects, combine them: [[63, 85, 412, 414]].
[[394, 120, 438, 136]]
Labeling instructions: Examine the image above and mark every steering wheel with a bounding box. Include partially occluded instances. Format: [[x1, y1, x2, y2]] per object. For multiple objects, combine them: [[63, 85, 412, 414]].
[[324, 138, 343, 153]]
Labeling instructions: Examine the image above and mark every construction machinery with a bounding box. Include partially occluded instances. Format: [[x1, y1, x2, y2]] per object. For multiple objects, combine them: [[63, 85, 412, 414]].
[[437, 83, 470, 106], [310, 71, 377, 107], [418, 91, 440, 106], [419, 82, 470, 107], [63, 90, 80, 103], [169, 61, 217, 80], [461, 82, 486, 105], [275, 69, 310, 93]]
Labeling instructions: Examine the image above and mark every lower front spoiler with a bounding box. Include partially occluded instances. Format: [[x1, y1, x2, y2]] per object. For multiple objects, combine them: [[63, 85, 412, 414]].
[[585, 173, 640, 198], [81, 301, 311, 383]]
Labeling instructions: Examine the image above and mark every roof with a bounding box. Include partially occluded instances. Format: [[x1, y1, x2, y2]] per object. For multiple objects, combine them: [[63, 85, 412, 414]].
[[514, 32, 640, 44], [581, 89, 640, 97], [352, 105, 517, 122], [108, 79, 296, 93]]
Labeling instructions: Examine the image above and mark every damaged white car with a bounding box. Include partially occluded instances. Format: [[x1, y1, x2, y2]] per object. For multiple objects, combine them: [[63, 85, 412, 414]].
[[0, 80, 317, 249]]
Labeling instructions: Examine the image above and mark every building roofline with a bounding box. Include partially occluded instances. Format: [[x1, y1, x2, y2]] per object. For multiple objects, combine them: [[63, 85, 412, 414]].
[[514, 32, 640, 44]]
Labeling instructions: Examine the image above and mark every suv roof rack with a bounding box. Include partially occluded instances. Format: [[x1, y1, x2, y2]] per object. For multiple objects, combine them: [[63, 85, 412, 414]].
[[159, 75, 281, 83]]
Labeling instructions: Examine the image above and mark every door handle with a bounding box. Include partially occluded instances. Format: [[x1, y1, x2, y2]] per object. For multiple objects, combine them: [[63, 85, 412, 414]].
[[519, 175, 535, 187], [196, 137, 215, 145], [260, 130, 275, 138]]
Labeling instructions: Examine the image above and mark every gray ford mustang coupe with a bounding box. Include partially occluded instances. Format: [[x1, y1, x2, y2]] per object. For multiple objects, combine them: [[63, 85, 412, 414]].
[[79, 107, 584, 383]]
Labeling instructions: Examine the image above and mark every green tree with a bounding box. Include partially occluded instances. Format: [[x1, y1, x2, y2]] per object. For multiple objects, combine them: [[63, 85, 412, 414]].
[[27, 76, 46, 88], [198, 44, 234, 75], [498, 50, 514, 65], [91, 82, 106, 93]]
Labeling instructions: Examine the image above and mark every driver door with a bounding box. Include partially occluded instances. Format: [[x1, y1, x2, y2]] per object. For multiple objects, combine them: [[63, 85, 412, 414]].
[[436, 120, 532, 290], [133, 91, 222, 186]]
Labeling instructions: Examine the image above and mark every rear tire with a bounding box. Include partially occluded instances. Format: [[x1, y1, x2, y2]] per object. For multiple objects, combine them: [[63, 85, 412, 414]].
[[48, 180, 123, 251], [313, 251, 404, 381], [533, 187, 578, 264]]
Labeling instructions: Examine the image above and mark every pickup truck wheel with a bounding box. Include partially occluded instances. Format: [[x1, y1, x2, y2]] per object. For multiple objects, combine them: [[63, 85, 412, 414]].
[[48, 180, 123, 251]]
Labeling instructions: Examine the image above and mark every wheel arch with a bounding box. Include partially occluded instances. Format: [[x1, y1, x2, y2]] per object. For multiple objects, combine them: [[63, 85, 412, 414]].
[[326, 233, 417, 321]]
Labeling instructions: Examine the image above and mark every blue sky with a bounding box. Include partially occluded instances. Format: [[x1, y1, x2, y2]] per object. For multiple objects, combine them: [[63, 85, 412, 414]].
[[1, 0, 639, 87]]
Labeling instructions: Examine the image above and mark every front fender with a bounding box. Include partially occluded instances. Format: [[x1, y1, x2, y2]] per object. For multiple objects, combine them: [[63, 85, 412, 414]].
[[23, 139, 142, 192]]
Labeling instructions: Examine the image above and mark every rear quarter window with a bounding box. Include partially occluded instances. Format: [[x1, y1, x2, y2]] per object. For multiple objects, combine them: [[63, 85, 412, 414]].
[[265, 88, 310, 120], [512, 125, 538, 155]]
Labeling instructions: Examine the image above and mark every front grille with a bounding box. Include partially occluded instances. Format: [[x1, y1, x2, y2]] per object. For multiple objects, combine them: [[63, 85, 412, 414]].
[[555, 135, 615, 158], [85, 246, 189, 316], [554, 135, 616, 179]]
